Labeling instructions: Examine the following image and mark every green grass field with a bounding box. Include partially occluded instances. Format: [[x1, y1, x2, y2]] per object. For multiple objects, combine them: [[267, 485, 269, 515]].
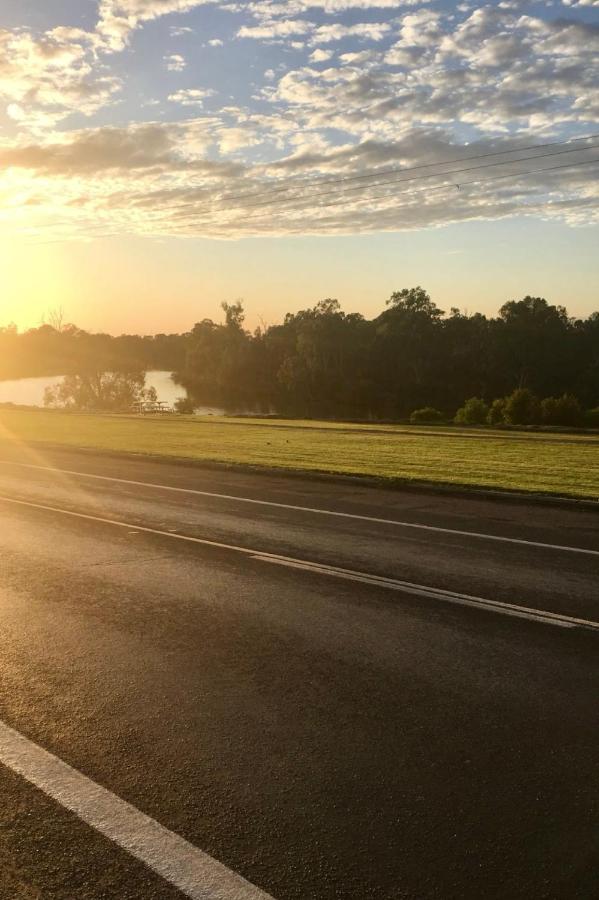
[[0, 407, 598, 500]]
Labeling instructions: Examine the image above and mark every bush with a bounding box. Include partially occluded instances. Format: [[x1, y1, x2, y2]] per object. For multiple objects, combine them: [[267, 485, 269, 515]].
[[454, 397, 489, 425], [487, 398, 506, 426], [584, 407, 599, 428], [410, 406, 444, 425], [540, 393, 583, 427], [503, 388, 540, 426]]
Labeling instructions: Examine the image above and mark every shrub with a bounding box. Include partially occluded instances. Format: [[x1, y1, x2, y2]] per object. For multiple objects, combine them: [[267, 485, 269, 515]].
[[454, 397, 489, 426], [410, 406, 444, 425], [503, 388, 540, 426], [487, 398, 506, 426], [540, 394, 583, 427]]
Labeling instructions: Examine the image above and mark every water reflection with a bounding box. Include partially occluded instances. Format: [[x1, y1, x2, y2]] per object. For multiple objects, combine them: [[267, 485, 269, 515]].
[[0, 371, 222, 413]]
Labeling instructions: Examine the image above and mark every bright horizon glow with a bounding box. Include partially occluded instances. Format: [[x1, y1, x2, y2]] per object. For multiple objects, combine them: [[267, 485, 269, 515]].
[[3, 216, 599, 334], [0, 1, 597, 332]]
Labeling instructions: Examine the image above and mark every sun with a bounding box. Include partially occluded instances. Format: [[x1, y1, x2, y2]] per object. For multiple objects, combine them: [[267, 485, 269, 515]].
[[0, 235, 72, 330]]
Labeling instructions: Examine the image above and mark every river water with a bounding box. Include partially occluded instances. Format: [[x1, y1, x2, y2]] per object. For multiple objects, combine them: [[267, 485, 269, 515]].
[[0, 371, 223, 415]]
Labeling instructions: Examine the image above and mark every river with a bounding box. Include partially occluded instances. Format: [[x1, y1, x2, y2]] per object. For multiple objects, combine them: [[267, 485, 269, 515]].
[[0, 371, 224, 415]]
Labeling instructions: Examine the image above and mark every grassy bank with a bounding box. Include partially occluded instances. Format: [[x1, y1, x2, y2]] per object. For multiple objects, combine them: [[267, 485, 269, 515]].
[[0, 408, 598, 500]]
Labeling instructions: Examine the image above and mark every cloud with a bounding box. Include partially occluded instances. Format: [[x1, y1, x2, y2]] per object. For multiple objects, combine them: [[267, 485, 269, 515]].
[[310, 48, 334, 62], [2, 117, 596, 242], [237, 19, 314, 40], [168, 88, 216, 105], [164, 53, 187, 71], [96, 0, 216, 51], [241, 0, 429, 15], [0, 1, 597, 241], [0, 27, 121, 132], [170, 25, 195, 36], [238, 18, 392, 44], [0, 123, 181, 175], [310, 22, 391, 44]]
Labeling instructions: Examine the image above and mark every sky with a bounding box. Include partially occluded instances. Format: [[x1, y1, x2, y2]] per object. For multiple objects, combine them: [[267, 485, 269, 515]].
[[0, 0, 597, 334]]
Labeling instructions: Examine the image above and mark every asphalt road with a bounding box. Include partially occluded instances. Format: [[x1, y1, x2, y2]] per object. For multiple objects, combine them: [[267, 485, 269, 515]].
[[0, 443, 597, 899]]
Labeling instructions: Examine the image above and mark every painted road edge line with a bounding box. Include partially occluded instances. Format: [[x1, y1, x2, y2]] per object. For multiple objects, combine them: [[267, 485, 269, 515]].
[[1, 459, 597, 558], [1, 493, 598, 634], [0, 720, 274, 900]]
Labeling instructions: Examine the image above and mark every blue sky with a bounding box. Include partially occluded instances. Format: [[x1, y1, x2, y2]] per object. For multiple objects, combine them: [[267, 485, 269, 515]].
[[0, 0, 597, 331]]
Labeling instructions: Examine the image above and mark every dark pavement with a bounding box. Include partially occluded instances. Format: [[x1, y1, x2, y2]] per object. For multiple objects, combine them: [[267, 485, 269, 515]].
[[0, 443, 598, 899]]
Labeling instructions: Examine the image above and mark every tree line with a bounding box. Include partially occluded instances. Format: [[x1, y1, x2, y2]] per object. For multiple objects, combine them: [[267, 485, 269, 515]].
[[174, 290, 599, 424], [2, 289, 598, 424], [0, 322, 185, 380]]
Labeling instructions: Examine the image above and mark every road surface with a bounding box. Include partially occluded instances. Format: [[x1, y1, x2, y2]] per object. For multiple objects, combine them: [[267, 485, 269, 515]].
[[0, 443, 597, 899]]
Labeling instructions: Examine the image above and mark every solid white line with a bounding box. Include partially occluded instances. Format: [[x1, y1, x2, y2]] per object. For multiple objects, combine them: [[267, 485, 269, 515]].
[[0, 720, 274, 900], [254, 557, 592, 630], [0, 459, 597, 557], [1, 493, 598, 634]]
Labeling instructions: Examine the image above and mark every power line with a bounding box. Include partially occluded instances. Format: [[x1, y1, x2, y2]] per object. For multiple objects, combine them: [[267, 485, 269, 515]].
[[214, 132, 599, 208], [210, 143, 599, 214], [209, 145, 599, 216], [200, 156, 599, 228]]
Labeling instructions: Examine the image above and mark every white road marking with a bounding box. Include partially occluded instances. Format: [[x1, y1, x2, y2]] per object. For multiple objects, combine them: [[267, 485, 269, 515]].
[[1, 493, 598, 634], [0, 459, 597, 557], [0, 721, 274, 900]]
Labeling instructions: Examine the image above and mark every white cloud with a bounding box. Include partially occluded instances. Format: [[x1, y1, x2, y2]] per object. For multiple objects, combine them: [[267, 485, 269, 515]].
[[164, 53, 187, 71], [168, 88, 215, 105], [96, 0, 215, 51], [0, 27, 121, 132], [237, 19, 314, 40], [2, 122, 596, 241], [0, 1, 596, 240], [310, 48, 334, 62], [311, 22, 391, 44], [241, 0, 430, 14]]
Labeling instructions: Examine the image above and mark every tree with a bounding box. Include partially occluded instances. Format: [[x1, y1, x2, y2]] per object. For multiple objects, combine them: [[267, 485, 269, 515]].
[[454, 397, 489, 425], [222, 300, 245, 330], [2, 290, 599, 426], [503, 388, 540, 426], [44, 372, 149, 412], [386, 286, 444, 319], [373, 287, 445, 416], [410, 407, 444, 424], [493, 296, 575, 397], [487, 398, 506, 426], [540, 394, 583, 427]]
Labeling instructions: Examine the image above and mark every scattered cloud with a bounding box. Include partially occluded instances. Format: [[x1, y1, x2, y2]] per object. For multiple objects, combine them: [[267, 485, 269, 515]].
[[170, 25, 195, 36], [0, 0, 596, 241], [164, 53, 187, 71], [237, 19, 314, 40], [0, 26, 121, 132], [96, 0, 215, 51], [309, 48, 334, 62], [168, 88, 215, 105]]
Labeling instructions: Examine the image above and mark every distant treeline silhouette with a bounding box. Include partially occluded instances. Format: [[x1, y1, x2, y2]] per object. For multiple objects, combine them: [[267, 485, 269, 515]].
[[2, 288, 598, 422]]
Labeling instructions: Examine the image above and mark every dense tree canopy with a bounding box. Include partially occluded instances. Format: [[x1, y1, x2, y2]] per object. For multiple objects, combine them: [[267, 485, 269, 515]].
[[1, 290, 598, 420], [0, 322, 186, 380], [175, 290, 599, 418]]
